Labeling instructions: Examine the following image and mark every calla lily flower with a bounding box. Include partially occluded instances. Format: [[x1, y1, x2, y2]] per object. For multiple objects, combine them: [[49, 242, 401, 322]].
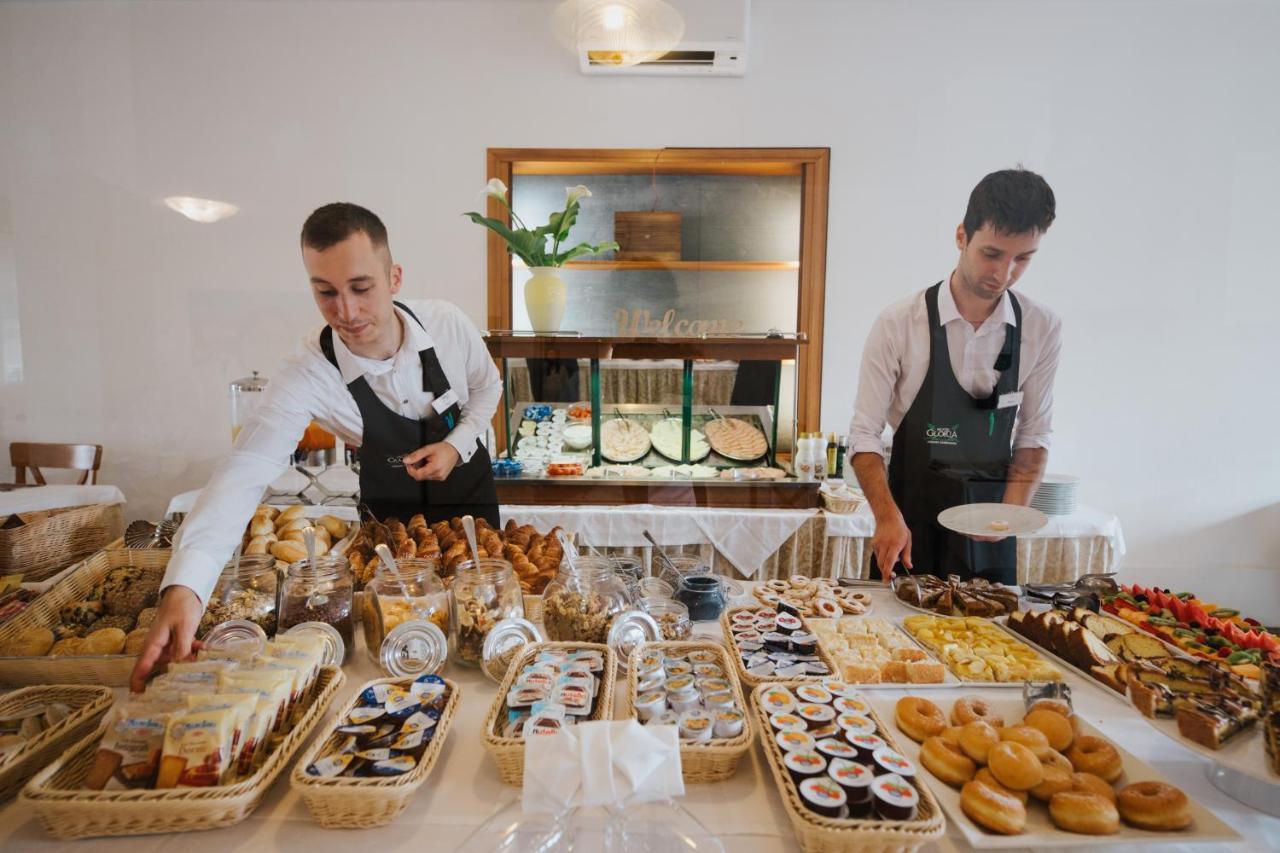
[[565, 185, 591, 205], [485, 178, 508, 200]]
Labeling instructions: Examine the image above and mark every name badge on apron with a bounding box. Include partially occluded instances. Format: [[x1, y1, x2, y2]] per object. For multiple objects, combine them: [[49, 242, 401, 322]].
[[431, 388, 460, 415], [997, 391, 1023, 409]]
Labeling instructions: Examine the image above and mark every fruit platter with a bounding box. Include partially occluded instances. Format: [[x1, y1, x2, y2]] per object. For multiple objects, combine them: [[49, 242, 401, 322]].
[[1101, 584, 1278, 679]]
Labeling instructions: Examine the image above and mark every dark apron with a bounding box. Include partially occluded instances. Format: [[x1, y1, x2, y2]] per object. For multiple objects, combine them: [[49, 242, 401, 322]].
[[872, 282, 1021, 584], [320, 301, 499, 526]]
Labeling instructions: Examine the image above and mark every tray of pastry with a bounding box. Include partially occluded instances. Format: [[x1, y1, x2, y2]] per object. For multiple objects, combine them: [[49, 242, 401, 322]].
[[900, 614, 1061, 686], [806, 615, 961, 689], [868, 689, 1240, 847]]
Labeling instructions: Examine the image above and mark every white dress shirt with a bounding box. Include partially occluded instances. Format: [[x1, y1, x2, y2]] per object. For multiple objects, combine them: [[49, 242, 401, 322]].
[[164, 299, 502, 604], [847, 277, 1062, 458]]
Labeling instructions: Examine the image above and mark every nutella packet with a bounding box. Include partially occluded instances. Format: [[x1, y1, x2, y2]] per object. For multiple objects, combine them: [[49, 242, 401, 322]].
[[525, 702, 568, 737], [84, 701, 180, 790], [155, 706, 237, 788], [552, 680, 592, 716]]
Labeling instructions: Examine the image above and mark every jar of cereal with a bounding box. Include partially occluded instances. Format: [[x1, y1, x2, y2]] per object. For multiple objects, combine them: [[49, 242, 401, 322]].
[[448, 558, 524, 667]]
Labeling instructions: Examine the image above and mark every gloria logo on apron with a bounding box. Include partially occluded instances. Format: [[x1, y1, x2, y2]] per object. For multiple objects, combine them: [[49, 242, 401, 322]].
[[925, 423, 960, 446]]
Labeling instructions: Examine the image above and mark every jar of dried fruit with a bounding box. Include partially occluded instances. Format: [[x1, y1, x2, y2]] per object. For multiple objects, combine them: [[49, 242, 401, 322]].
[[198, 554, 279, 639], [449, 558, 524, 667], [361, 558, 450, 667], [542, 557, 631, 643]]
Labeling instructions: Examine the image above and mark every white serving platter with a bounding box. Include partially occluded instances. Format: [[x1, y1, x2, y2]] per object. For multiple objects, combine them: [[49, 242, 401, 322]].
[[937, 503, 1047, 539], [866, 689, 1241, 848], [805, 615, 962, 689]]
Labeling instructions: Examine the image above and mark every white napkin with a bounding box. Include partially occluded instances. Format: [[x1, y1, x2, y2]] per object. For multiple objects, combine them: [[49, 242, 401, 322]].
[[692, 509, 817, 577], [522, 720, 684, 813]]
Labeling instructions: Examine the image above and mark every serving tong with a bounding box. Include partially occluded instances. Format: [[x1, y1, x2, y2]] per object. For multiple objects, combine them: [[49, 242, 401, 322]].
[[1021, 572, 1118, 611]]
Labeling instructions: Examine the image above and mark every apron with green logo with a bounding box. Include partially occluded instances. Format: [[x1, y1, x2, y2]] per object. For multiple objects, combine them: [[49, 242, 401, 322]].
[[873, 281, 1021, 584]]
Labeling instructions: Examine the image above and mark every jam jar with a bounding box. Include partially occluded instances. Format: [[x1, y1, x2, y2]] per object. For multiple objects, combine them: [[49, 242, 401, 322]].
[[675, 574, 727, 622], [361, 558, 450, 668], [278, 555, 354, 663], [449, 558, 525, 667], [541, 557, 631, 643], [198, 554, 278, 639]]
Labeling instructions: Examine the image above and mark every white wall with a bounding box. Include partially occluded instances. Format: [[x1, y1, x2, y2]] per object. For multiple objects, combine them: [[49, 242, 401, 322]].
[[2, 1, 1278, 610]]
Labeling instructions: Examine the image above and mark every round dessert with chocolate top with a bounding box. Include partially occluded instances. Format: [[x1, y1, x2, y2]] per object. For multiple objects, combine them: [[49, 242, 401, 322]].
[[799, 776, 848, 819], [871, 773, 919, 821]]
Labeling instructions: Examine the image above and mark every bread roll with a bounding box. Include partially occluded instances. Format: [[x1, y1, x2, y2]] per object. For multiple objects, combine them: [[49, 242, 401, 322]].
[[276, 505, 306, 527], [124, 628, 150, 655], [83, 627, 127, 655], [246, 535, 273, 555], [317, 515, 348, 540], [270, 540, 308, 563], [1, 626, 54, 657], [255, 504, 279, 520], [279, 517, 312, 534], [249, 515, 275, 537]]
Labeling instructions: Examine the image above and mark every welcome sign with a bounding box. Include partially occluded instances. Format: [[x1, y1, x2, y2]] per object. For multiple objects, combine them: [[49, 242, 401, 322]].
[[614, 308, 747, 337]]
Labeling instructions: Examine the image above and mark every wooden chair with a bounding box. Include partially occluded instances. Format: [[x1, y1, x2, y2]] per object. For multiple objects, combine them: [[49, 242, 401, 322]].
[[9, 442, 103, 485]]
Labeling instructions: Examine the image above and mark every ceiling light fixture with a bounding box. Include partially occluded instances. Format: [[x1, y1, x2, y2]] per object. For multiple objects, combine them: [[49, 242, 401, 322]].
[[552, 0, 685, 67], [164, 196, 239, 223]]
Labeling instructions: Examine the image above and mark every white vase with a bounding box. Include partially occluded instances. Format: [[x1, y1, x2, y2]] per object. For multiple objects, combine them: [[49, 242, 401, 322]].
[[525, 266, 567, 333]]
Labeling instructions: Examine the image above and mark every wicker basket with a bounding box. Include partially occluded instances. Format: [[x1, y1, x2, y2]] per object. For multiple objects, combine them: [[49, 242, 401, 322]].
[[0, 503, 124, 581], [750, 681, 946, 853], [290, 675, 461, 828], [482, 641, 616, 786], [19, 665, 344, 840], [617, 640, 752, 783], [0, 542, 169, 687], [720, 605, 840, 689], [820, 492, 864, 515], [0, 685, 114, 802]]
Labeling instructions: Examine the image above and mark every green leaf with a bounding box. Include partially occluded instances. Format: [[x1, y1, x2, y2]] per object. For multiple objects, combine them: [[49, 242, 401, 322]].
[[463, 212, 546, 266], [555, 240, 619, 265]]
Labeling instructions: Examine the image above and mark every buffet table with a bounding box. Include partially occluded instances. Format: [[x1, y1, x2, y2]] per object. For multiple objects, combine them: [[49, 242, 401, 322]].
[[0, 584, 1271, 852]]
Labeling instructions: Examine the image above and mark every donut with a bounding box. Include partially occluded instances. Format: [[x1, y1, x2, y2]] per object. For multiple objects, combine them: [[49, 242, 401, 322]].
[[940, 726, 964, 746], [1070, 772, 1117, 804], [920, 736, 977, 787], [1066, 736, 1123, 783], [987, 742, 1044, 791], [958, 721, 1001, 765], [976, 767, 1028, 804], [1001, 725, 1053, 760], [1024, 708, 1075, 752], [1028, 699, 1072, 718], [1048, 790, 1120, 835], [1029, 763, 1073, 802], [960, 779, 1027, 835], [1042, 749, 1074, 774], [1116, 781, 1191, 831], [951, 696, 1005, 728], [894, 696, 946, 743]]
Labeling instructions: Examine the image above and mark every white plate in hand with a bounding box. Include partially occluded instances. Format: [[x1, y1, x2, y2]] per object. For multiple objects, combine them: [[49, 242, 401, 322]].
[[937, 503, 1047, 539]]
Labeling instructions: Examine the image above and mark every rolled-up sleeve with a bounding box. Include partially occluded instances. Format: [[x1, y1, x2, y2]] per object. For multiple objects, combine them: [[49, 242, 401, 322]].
[[1013, 313, 1062, 450], [163, 364, 316, 604], [847, 312, 900, 456], [444, 307, 502, 463]]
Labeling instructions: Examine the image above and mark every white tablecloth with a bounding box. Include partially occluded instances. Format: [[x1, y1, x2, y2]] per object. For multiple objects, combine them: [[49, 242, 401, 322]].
[[823, 504, 1125, 549], [0, 485, 126, 515], [0, 585, 1273, 851]]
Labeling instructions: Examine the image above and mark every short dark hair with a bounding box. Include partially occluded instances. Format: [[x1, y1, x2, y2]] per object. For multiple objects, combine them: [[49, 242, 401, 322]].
[[300, 202, 391, 255], [963, 168, 1056, 239]]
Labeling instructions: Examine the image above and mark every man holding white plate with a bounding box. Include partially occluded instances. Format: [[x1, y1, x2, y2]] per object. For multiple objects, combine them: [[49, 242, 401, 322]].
[[848, 168, 1061, 584]]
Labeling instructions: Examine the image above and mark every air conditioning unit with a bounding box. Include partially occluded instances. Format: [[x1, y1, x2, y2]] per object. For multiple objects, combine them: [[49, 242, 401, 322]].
[[578, 0, 749, 77]]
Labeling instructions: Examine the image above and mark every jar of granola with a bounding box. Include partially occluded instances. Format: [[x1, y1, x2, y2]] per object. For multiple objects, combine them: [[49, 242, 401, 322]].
[[542, 557, 631, 643], [198, 554, 278, 639], [448, 558, 524, 667], [361, 558, 450, 668]]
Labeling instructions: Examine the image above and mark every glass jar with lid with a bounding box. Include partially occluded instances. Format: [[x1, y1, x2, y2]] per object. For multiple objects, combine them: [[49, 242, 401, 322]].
[[361, 558, 450, 668], [656, 554, 710, 590], [542, 557, 631, 643], [640, 598, 693, 640], [229, 370, 267, 445], [449, 558, 525, 667], [278, 555, 354, 663], [198, 554, 279, 639]]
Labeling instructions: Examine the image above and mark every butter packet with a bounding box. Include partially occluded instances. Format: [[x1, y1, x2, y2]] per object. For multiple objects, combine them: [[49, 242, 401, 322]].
[[84, 701, 180, 790]]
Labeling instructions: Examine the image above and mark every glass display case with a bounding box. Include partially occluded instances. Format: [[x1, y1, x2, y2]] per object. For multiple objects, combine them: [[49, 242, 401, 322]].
[[483, 333, 818, 508]]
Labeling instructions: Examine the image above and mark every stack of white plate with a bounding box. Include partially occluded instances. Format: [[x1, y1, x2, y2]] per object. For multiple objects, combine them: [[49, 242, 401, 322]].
[[1031, 473, 1079, 516]]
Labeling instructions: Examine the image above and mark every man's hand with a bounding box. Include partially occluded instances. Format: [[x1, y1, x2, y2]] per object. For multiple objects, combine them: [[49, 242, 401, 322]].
[[402, 441, 461, 482], [871, 514, 913, 584], [129, 585, 204, 693]]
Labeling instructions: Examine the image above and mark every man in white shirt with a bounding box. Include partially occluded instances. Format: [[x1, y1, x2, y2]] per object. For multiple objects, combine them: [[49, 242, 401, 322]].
[[131, 203, 502, 689], [848, 168, 1061, 585]]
